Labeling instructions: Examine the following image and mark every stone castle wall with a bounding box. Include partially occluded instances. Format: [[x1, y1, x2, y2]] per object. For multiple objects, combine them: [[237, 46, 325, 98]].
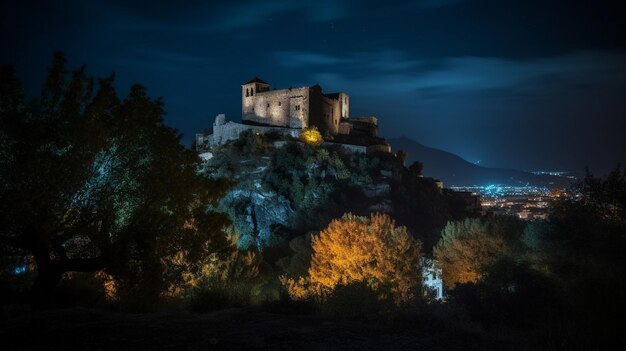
[[241, 81, 350, 136], [197, 78, 390, 154], [208, 114, 299, 146], [200, 114, 390, 156], [242, 87, 310, 128]]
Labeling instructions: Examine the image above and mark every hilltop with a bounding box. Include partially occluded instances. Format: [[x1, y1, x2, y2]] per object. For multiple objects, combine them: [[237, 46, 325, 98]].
[[389, 137, 574, 188]]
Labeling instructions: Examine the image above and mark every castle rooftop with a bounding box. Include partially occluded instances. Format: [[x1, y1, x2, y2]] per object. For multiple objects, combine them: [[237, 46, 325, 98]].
[[243, 77, 269, 85]]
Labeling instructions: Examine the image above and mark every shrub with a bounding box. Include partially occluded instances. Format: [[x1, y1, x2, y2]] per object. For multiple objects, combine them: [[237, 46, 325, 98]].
[[318, 281, 394, 319], [187, 279, 253, 313], [282, 213, 422, 305], [433, 218, 512, 288], [299, 127, 323, 147]]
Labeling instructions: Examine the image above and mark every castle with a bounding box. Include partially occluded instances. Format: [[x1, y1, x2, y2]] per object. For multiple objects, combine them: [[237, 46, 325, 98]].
[[197, 77, 390, 154]]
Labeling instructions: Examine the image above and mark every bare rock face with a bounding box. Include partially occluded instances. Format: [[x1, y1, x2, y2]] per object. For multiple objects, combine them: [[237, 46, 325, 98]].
[[220, 189, 294, 250]]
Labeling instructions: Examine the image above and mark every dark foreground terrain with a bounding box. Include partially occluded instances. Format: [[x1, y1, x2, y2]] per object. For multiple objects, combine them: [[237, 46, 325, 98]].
[[0, 306, 517, 350]]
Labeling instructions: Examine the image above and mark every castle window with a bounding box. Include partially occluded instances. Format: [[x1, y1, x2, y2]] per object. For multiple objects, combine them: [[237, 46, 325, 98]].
[[251, 88, 254, 96], [278, 101, 281, 106], [246, 88, 249, 97], [267, 103, 270, 108]]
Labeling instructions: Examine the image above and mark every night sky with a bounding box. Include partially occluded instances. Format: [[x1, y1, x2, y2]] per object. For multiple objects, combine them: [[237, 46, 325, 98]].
[[2, 0, 625, 175]]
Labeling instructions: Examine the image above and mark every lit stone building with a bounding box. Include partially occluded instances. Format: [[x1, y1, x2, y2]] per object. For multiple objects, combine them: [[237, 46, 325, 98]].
[[197, 77, 391, 154], [241, 77, 349, 136]]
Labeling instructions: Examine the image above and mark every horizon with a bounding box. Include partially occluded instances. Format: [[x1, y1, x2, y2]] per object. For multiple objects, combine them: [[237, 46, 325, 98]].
[[2, 0, 625, 175]]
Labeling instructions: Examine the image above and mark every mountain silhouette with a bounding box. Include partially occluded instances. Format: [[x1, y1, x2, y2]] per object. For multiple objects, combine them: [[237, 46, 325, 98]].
[[388, 137, 573, 188]]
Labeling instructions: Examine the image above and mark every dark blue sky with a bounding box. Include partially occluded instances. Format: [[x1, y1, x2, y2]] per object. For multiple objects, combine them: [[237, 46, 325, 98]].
[[2, 0, 625, 174]]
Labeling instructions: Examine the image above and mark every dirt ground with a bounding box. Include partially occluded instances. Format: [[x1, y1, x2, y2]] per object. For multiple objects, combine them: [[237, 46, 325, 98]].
[[0, 306, 518, 350]]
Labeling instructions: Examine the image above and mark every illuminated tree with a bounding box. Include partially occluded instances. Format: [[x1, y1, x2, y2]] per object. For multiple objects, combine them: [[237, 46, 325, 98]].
[[299, 126, 323, 148], [433, 218, 510, 288], [283, 213, 422, 304]]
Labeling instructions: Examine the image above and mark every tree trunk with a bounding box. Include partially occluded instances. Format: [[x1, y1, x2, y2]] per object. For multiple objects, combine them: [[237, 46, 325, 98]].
[[31, 249, 62, 308], [31, 244, 106, 308]]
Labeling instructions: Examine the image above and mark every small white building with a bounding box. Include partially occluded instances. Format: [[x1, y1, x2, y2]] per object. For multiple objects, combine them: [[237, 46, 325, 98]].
[[422, 258, 444, 300]]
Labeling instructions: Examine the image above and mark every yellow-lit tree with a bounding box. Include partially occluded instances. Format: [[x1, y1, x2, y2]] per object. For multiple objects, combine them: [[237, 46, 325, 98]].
[[433, 218, 510, 288], [282, 213, 422, 304], [299, 126, 323, 147]]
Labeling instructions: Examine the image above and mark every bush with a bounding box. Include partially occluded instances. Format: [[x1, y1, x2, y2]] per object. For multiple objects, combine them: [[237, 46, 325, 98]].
[[282, 213, 423, 305], [318, 281, 394, 319], [299, 127, 323, 147], [188, 279, 253, 313], [434, 218, 514, 288]]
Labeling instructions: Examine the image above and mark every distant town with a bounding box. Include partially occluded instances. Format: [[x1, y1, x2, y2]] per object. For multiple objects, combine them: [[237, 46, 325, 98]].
[[450, 183, 571, 220]]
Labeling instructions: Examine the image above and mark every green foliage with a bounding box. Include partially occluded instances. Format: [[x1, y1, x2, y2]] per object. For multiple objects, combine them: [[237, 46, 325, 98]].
[[276, 233, 313, 278], [521, 220, 554, 251], [0, 53, 231, 307], [548, 166, 626, 261], [439, 168, 626, 348], [232, 129, 272, 155], [202, 135, 383, 249]]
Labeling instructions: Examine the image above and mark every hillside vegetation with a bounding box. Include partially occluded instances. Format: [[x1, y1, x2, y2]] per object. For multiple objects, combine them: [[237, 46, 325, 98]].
[[201, 131, 469, 252]]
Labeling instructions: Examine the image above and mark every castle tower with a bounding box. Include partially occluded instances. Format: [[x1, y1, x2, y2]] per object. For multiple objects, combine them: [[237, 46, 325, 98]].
[[242, 77, 270, 118]]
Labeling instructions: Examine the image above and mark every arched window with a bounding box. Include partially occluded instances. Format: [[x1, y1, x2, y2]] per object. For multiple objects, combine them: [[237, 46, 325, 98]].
[[251, 87, 254, 96], [246, 88, 249, 97]]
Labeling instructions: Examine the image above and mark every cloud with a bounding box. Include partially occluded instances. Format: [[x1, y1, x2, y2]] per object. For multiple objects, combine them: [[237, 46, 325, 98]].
[[414, 0, 465, 8], [211, 0, 347, 31], [275, 50, 421, 72], [287, 50, 626, 98], [274, 52, 353, 67], [105, 0, 348, 34], [404, 52, 626, 93]]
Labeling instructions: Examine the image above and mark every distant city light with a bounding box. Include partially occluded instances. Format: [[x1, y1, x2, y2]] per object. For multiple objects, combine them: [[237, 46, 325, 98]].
[[451, 184, 550, 197], [450, 184, 566, 220], [530, 170, 577, 179]]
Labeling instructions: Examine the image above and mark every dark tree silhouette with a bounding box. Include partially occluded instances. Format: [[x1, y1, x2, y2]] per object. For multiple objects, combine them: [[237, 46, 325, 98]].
[[0, 53, 231, 306], [408, 161, 424, 177]]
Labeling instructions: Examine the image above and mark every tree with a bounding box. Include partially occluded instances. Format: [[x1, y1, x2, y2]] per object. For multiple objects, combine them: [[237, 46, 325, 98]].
[[548, 166, 626, 261], [433, 218, 512, 288], [282, 213, 422, 304], [395, 149, 407, 167], [408, 161, 423, 177], [0, 53, 230, 306]]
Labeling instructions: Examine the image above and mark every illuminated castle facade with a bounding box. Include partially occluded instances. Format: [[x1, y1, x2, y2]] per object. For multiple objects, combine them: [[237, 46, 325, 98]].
[[198, 77, 390, 154], [242, 77, 349, 136]]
